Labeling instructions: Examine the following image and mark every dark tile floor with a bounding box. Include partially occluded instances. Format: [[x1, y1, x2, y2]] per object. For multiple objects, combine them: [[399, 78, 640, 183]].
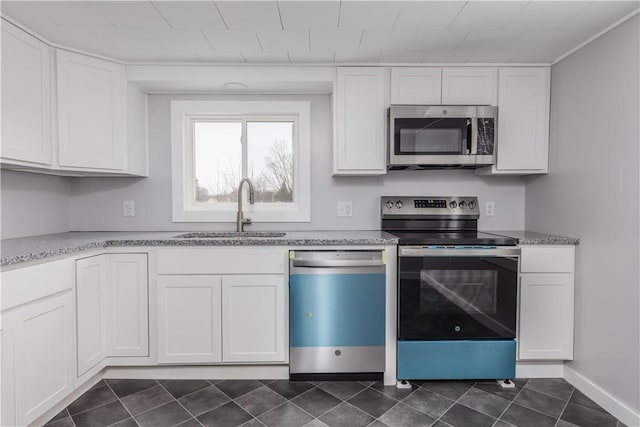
[[44, 378, 627, 427]]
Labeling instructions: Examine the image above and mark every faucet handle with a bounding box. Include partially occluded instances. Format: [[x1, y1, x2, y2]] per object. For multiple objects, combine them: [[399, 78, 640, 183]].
[[242, 217, 252, 225]]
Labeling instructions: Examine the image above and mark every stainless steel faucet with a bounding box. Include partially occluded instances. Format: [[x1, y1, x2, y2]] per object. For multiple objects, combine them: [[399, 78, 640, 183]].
[[236, 178, 255, 232]]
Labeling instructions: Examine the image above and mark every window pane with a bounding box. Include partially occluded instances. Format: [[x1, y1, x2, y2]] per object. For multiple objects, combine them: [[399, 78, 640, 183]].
[[194, 122, 242, 203], [247, 122, 294, 203]]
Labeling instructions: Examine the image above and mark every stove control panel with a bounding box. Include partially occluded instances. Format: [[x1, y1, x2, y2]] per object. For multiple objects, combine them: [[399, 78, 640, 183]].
[[381, 196, 480, 218]]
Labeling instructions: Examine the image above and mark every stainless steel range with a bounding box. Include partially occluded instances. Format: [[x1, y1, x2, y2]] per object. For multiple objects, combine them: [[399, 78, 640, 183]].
[[381, 196, 520, 381]]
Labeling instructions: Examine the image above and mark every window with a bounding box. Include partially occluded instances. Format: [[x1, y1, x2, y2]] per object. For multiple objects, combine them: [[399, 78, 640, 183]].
[[171, 101, 310, 222]]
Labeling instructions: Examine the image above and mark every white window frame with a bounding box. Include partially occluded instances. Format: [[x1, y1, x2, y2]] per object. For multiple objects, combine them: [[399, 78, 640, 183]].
[[171, 100, 311, 223]]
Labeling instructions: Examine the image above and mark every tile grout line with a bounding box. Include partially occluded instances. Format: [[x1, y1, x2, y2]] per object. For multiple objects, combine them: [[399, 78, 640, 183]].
[[491, 381, 528, 426], [66, 383, 122, 420], [102, 380, 144, 427], [554, 388, 576, 427], [429, 381, 478, 425], [156, 381, 206, 427]]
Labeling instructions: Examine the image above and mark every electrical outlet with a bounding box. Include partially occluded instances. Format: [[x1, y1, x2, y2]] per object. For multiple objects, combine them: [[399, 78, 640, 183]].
[[337, 201, 353, 217], [485, 201, 495, 216], [123, 200, 135, 217]]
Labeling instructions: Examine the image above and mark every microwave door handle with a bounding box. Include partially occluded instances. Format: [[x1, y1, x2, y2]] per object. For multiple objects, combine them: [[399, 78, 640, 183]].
[[470, 118, 478, 155]]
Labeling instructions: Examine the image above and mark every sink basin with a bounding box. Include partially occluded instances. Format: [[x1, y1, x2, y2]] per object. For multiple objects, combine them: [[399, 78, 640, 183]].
[[174, 232, 287, 238]]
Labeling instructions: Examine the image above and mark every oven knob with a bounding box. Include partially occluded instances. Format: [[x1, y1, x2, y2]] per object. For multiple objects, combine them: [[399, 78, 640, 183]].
[[459, 201, 466, 209], [449, 201, 457, 209], [468, 201, 475, 209], [386, 200, 394, 209], [396, 200, 404, 209]]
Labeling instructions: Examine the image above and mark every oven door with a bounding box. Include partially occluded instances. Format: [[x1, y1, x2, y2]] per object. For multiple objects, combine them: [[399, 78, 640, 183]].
[[398, 246, 519, 340]]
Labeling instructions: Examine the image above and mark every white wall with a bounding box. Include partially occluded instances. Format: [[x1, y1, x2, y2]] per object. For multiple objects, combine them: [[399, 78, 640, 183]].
[[1, 170, 71, 239], [526, 15, 639, 418], [69, 93, 525, 232]]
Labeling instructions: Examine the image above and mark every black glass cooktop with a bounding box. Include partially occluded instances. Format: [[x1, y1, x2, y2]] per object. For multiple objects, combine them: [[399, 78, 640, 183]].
[[387, 231, 517, 246]]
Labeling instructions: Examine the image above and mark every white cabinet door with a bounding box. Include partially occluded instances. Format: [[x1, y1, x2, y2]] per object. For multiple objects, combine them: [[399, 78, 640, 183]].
[[1, 313, 16, 427], [442, 67, 497, 105], [157, 276, 222, 363], [221, 275, 286, 363], [519, 273, 574, 360], [493, 67, 550, 174], [105, 254, 149, 357], [333, 67, 387, 175], [390, 67, 442, 105], [1, 20, 52, 166], [76, 255, 107, 376], [13, 293, 74, 426], [56, 49, 125, 171]]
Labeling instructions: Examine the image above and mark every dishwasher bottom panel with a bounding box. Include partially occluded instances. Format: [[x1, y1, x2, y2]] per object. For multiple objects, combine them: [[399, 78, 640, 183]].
[[290, 346, 385, 374]]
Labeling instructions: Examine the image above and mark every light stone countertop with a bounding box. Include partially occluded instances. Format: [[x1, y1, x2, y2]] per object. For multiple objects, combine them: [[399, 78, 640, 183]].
[[483, 230, 580, 246], [0, 230, 399, 267]]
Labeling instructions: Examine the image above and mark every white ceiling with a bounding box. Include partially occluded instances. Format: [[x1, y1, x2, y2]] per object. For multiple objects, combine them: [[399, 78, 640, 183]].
[[2, 1, 639, 64]]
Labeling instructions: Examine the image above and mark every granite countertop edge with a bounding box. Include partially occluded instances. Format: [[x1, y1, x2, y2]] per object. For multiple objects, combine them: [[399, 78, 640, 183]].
[[1, 231, 400, 267], [1, 229, 579, 267]]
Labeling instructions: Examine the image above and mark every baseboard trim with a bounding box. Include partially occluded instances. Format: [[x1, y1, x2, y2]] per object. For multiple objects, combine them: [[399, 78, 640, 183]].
[[516, 361, 564, 378], [563, 365, 640, 427], [102, 365, 290, 380]]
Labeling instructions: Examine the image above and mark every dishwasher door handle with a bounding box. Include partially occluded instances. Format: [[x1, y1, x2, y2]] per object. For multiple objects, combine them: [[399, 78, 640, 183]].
[[291, 259, 384, 268]]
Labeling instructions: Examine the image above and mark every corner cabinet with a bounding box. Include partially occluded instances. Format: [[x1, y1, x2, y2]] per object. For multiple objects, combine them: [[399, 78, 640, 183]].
[[1, 20, 52, 167], [333, 67, 387, 175], [478, 67, 550, 175], [518, 245, 575, 360], [76, 254, 149, 377]]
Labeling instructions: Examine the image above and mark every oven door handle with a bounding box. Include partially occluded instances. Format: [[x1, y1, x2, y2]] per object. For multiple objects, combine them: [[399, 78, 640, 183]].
[[398, 246, 521, 257]]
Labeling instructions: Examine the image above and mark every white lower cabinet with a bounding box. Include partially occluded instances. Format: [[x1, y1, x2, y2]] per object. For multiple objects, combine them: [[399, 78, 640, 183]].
[[76, 254, 149, 376], [157, 276, 223, 364], [105, 254, 149, 357], [13, 292, 75, 426], [518, 245, 575, 360], [222, 276, 286, 363], [157, 274, 287, 364], [76, 256, 108, 376], [1, 314, 16, 427]]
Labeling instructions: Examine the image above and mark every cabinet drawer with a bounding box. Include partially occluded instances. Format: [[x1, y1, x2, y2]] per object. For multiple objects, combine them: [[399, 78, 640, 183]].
[[520, 246, 574, 273], [1, 259, 73, 311], [157, 247, 287, 275]]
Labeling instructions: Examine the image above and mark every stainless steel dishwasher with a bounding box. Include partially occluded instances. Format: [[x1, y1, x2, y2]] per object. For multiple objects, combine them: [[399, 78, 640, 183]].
[[289, 250, 386, 380]]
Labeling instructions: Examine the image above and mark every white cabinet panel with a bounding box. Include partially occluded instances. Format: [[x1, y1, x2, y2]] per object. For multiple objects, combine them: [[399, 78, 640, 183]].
[[105, 254, 148, 357], [493, 67, 550, 173], [520, 246, 575, 273], [1, 20, 52, 166], [75, 256, 107, 376], [1, 314, 16, 427], [13, 293, 74, 426], [222, 276, 286, 363], [126, 84, 149, 177], [157, 276, 222, 363], [442, 67, 497, 105], [157, 247, 286, 275], [519, 273, 574, 360], [333, 67, 386, 175], [390, 67, 442, 105], [57, 49, 125, 171]]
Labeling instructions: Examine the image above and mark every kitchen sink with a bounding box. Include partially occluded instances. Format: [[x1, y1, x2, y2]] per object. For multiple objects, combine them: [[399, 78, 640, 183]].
[[174, 231, 287, 238]]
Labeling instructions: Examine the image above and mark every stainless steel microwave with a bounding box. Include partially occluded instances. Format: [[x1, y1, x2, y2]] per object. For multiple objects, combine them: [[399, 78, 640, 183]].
[[388, 105, 498, 169]]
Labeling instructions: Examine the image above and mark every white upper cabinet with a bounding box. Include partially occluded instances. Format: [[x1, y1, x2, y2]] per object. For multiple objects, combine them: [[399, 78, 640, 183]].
[[57, 50, 125, 171], [480, 67, 550, 175], [333, 67, 387, 175], [442, 67, 497, 105], [1, 20, 52, 166], [390, 68, 442, 105]]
